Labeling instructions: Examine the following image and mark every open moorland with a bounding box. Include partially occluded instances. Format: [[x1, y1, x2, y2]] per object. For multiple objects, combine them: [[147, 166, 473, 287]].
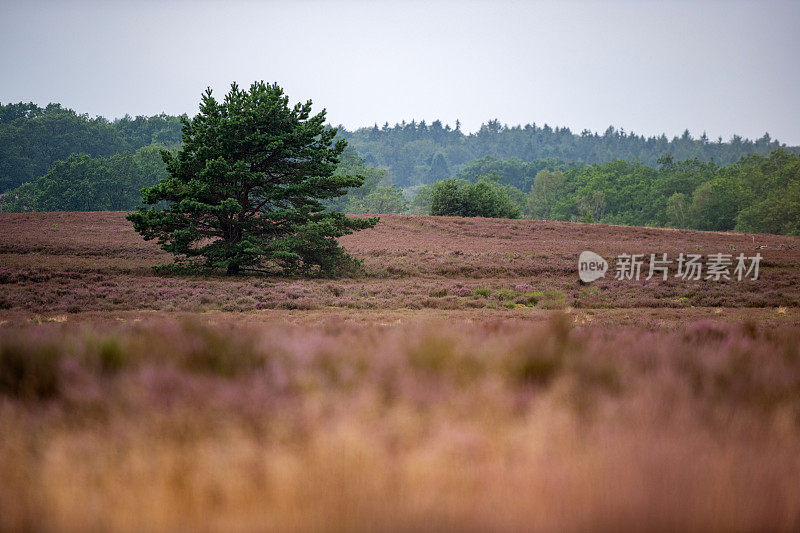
[[2, 212, 800, 531], [1, 211, 799, 317]]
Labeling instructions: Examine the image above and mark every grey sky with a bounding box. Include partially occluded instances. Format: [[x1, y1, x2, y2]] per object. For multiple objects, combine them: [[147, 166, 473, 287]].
[[1, 0, 798, 144]]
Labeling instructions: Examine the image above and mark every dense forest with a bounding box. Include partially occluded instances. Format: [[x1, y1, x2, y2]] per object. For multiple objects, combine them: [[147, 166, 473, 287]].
[[0, 102, 182, 192], [1, 101, 799, 235], [413, 150, 800, 235], [2, 146, 168, 212], [340, 119, 797, 187]]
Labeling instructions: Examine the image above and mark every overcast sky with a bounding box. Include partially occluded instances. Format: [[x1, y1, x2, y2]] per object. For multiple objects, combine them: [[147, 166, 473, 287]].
[[1, 0, 798, 144]]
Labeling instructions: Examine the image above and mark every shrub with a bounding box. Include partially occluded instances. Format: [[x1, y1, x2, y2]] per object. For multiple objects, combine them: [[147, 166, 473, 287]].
[[496, 288, 515, 300], [524, 292, 541, 305], [429, 178, 521, 218], [474, 287, 491, 298]]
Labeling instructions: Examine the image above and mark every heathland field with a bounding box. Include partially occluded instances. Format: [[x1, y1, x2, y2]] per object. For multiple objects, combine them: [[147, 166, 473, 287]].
[[2, 212, 800, 531]]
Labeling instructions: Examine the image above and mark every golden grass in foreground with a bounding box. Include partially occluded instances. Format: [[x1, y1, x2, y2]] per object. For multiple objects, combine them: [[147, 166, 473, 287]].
[[1, 315, 800, 531]]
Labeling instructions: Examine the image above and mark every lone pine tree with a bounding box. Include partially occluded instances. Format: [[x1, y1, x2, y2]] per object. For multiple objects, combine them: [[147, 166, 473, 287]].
[[127, 81, 377, 276]]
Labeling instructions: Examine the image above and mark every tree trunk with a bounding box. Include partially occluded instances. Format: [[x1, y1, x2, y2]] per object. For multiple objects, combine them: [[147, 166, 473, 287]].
[[226, 263, 240, 276]]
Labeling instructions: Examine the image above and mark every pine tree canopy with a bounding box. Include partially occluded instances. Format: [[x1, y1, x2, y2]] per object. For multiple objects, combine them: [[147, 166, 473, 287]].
[[127, 81, 377, 276]]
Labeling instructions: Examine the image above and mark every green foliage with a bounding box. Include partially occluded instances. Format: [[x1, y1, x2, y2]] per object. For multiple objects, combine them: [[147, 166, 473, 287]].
[[325, 146, 407, 214], [340, 120, 796, 187], [2, 145, 168, 212], [126, 82, 377, 276], [428, 152, 450, 181], [429, 178, 521, 218], [430, 178, 469, 216], [665, 192, 691, 228], [527, 169, 568, 219], [0, 101, 182, 192], [729, 150, 800, 235], [356, 185, 407, 214], [458, 156, 577, 192], [688, 174, 743, 231], [736, 181, 800, 236], [508, 149, 798, 234], [409, 182, 437, 214], [3, 98, 799, 236]]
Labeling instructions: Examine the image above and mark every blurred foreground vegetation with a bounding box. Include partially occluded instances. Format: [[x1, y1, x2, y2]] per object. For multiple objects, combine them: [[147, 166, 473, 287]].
[[1, 315, 799, 530]]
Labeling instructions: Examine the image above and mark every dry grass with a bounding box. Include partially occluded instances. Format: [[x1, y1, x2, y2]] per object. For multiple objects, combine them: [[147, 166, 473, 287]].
[[1, 316, 800, 531]]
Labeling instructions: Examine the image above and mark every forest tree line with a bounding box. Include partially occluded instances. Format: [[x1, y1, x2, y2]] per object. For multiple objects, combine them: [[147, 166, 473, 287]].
[[413, 150, 800, 235], [0, 102, 182, 192], [340, 119, 797, 187], [1, 101, 798, 235]]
